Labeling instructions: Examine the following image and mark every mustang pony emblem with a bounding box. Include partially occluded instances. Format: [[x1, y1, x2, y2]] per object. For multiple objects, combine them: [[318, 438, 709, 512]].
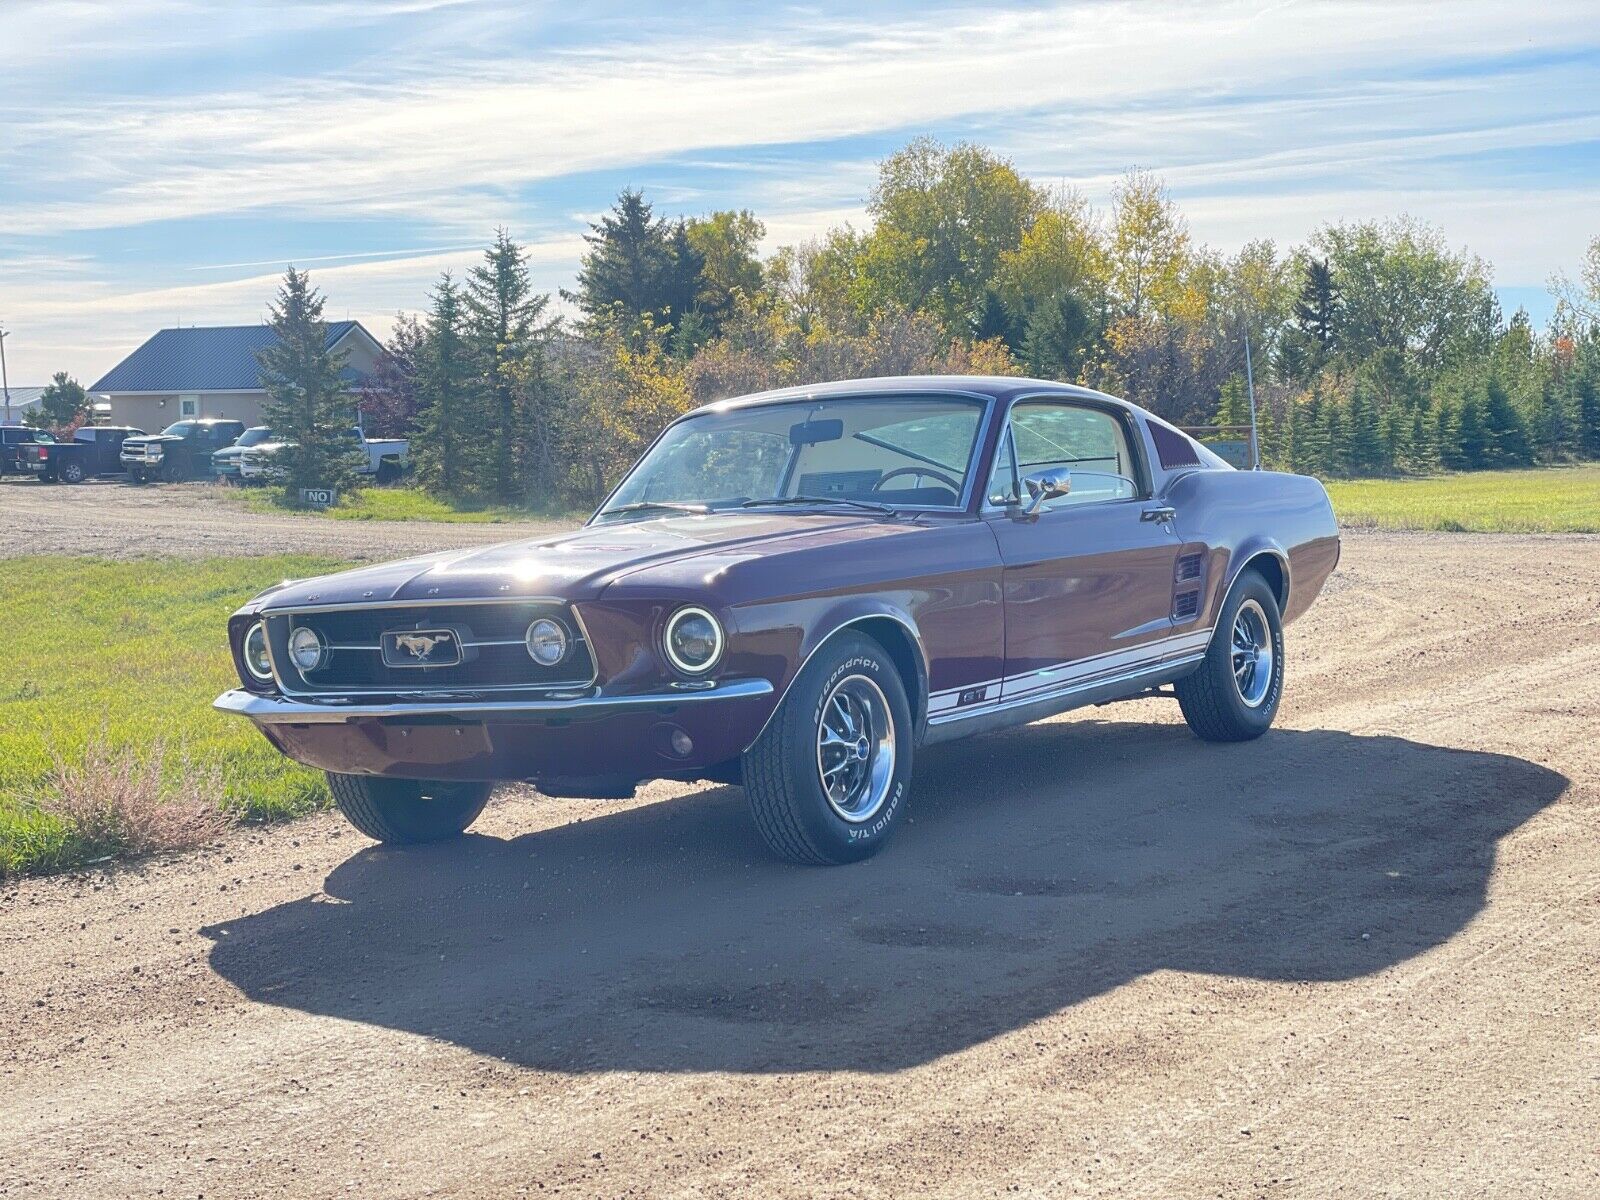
[[393, 632, 452, 660]]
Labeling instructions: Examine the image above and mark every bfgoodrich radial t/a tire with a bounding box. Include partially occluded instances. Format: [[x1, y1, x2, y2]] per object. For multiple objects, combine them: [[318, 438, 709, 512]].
[[1176, 568, 1285, 742], [325, 773, 491, 845], [742, 631, 914, 866]]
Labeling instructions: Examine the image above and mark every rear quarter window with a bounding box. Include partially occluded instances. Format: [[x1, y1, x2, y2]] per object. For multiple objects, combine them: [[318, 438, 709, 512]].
[[1147, 419, 1201, 470]]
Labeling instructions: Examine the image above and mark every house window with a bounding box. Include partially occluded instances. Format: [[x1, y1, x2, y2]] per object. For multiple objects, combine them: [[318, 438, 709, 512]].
[[179, 395, 199, 418]]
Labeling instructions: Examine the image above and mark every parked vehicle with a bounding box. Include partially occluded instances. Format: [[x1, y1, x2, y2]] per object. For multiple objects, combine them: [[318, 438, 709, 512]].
[[236, 427, 409, 484], [217, 376, 1340, 864], [0, 426, 51, 476], [21, 426, 146, 483], [212, 426, 278, 481], [121, 419, 246, 483]]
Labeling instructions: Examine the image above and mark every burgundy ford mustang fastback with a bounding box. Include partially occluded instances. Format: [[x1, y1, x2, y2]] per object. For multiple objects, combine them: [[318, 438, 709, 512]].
[[217, 376, 1339, 865]]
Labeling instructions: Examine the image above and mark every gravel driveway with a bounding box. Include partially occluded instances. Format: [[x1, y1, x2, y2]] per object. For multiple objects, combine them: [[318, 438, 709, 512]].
[[0, 477, 570, 559], [2, 528, 1598, 1197]]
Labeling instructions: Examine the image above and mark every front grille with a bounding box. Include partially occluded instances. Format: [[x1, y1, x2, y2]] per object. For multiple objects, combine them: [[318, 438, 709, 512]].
[[264, 601, 595, 696]]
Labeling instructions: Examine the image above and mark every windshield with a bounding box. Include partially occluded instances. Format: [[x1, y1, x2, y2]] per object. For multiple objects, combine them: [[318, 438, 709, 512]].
[[160, 422, 196, 437], [597, 395, 985, 521], [236, 427, 275, 447]]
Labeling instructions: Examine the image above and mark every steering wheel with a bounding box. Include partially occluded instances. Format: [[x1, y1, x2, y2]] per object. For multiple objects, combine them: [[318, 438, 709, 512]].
[[872, 465, 962, 493]]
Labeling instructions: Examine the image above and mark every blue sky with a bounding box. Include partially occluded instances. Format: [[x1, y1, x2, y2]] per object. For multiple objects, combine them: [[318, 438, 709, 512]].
[[2, 0, 1598, 383]]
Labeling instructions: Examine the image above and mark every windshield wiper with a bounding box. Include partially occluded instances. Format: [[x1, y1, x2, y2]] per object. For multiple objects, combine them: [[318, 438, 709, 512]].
[[741, 494, 897, 515], [598, 501, 712, 519]]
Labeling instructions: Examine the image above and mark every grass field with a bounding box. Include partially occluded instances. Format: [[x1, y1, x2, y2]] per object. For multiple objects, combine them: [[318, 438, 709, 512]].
[[0, 556, 344, 877], [239, 485, 582, 525], [1323, 464, 1600, 533]]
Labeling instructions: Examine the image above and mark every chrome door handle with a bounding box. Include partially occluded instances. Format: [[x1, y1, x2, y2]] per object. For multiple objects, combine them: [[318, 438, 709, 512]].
[[1141, 505, 1176, 523]]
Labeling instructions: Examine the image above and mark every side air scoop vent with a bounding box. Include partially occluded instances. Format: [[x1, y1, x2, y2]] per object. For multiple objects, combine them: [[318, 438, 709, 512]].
[[1172, 590, 1201, 621], [1175, 551, 1204, 582]]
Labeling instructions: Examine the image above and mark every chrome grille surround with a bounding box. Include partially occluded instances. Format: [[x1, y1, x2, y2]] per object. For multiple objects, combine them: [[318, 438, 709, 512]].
[[261, 598, 598, 697]]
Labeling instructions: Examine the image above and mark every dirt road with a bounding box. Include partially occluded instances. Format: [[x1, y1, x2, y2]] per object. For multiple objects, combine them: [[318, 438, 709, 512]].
[[3, 531, 1598, 1198], [0, 477, 567, 560]]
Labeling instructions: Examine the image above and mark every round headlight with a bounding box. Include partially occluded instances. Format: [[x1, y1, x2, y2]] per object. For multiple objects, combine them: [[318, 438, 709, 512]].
[[288, 625, 326, 672], [242, 621, 274, 683], [525, 617, 569, 666], [663, 606, 723, 674]]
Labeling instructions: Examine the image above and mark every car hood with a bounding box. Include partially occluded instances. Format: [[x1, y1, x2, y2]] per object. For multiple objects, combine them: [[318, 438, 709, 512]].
[[123, 434, 182, 446], [255, 510, 916, 610]]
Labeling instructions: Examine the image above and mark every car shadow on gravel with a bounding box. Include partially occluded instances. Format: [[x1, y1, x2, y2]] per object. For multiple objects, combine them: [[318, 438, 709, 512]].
[[203, 721, 1565, 1074]]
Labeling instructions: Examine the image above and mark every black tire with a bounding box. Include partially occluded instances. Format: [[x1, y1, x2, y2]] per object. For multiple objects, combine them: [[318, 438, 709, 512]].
[[742, 631, 914, 866], [126, 468, 146, 484], [160, 458, 189, 483], [325, 772, 491, 845], [1176, 569, 1284, 742], [375, 458, 401, 485], [59, 461, 86, 484]]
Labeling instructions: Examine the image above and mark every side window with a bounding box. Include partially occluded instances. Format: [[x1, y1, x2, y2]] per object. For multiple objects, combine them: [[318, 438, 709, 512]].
[[1002, 401, 1139, 511]]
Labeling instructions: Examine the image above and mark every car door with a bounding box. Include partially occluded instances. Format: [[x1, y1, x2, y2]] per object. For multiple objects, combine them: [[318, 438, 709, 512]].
[[984, 397, 1183, 703]]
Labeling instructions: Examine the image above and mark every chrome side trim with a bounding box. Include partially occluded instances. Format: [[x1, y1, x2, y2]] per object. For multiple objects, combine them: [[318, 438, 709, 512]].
[[921, 654, 1205, 743], [924, 628, 1213, 716], [214, 677, 776, 726]]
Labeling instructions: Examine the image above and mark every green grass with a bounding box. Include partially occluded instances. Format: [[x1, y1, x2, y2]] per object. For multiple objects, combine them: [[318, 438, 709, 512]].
[[0, 556, 346, 877], [1324, 464, 1600, 533], [238, 485, 582, 525]]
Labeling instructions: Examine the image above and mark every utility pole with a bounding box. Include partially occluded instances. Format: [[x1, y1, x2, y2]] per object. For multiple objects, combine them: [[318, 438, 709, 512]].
[[0, 325, 12, 425]]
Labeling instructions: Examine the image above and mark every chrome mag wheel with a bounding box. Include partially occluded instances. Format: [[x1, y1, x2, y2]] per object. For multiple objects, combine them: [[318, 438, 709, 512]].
[[1231, 597, 1275, 708], [815, 673, 897, 823]]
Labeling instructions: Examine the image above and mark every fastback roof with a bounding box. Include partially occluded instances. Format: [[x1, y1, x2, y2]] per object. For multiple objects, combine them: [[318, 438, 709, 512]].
[[90, 322, 368, 393]]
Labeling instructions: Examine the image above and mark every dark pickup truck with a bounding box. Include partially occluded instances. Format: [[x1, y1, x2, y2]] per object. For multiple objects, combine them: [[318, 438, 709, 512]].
[[121, 419, 246, 483], [0, 426, 52, 476], [19, 426, 146, 483]]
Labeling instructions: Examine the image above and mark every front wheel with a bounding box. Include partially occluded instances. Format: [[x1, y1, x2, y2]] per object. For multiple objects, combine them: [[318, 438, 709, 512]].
[[1176, 569, 1284, 742], [160, 458, 190, 483], [325, 773, 491, 844], [742, 631, 914, 865]]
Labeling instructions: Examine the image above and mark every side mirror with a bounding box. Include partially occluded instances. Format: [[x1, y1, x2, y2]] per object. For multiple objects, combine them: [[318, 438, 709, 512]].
[[1012, 468, 1071, 518]]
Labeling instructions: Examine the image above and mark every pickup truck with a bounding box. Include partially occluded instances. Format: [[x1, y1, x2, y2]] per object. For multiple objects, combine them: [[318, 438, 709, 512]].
[[121, 419, 246, 483], [19, 426, 146, 482], [237, 427, 409, 484], [0, 426, 52, 476], [211, 426, 279, 481]]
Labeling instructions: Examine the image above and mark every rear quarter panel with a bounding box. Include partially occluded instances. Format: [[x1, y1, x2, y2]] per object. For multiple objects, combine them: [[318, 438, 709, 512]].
[[1163, 468, 1340, 628]]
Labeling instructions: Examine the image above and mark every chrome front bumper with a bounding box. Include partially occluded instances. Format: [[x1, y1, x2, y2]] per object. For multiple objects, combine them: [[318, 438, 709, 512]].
[[213, 678, 776, 725]]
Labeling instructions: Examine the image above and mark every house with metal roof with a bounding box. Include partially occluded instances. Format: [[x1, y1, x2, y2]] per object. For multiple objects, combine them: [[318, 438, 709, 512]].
[[88, 322, 382, 431]]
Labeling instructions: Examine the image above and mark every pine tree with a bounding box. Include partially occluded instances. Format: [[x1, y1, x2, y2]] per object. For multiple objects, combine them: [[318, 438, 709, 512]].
[[1021, 291, 1094, 380], [1407, 406, 1437, 473], [414, 274, 483, 501], [1481, 376, 1532, 467], [1454, 393, 1488, 469], [1575, 359, 1600, 459], [465, 229, 552, 502], [566, 190, 677, 340], [1293, 258, 1340, 351], [1321, 400, 1348, 477], [1345, 387, 1385, 476], [256, 267, 361, 505], [1294, 391, 1328, 476]]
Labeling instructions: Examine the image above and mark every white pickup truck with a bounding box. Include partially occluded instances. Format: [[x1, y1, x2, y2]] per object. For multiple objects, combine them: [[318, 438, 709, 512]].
[[237, 427, 409, 484]]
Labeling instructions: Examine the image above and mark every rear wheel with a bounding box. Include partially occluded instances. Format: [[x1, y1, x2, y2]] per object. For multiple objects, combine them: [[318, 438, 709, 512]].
[[1176, 569, 1284, 742], [742, 631, 914, 865], [59, 460, 86, 484], [375, 458, 401, 484], [326, 773, 491, 844]]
